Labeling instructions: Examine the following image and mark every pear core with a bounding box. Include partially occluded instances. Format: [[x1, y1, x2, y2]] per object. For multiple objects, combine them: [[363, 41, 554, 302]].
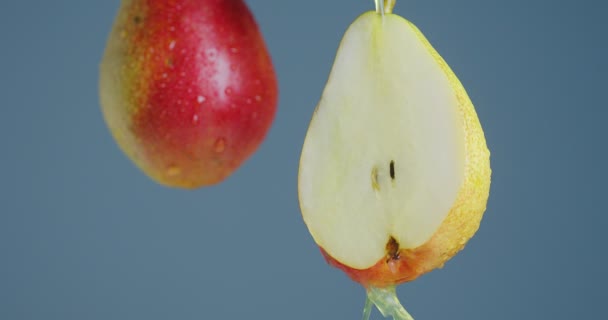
[[299, 12, 470, 270]]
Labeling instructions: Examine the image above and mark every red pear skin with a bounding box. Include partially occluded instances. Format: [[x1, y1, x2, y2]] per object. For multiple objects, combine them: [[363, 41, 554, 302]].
[[320, 246, 434, 288], [100, 0, 278, 188]]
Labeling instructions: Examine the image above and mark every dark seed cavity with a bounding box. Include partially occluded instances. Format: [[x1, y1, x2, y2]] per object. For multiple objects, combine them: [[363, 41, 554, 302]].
[[385, 236, 400, 262]]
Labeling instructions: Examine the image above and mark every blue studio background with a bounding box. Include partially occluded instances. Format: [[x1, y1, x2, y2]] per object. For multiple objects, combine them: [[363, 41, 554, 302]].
[[1, 0, 606, 319]]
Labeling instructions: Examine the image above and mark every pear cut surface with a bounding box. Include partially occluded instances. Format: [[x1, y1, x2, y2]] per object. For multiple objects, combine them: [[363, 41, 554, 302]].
[[299, 12, 466, 270]]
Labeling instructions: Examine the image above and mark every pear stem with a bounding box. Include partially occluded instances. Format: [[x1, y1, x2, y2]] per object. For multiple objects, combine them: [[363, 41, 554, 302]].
[[363, 286, 415, 320], [375, 0, 396, 15], [362, 295, 374, 320]]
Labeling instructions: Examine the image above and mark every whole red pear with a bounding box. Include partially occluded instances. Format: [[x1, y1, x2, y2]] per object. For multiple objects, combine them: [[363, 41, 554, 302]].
[[100, 0, 278, 188]]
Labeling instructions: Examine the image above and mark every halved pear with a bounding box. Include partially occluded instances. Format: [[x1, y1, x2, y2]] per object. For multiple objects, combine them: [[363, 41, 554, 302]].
[[298, 11, 491, 288]]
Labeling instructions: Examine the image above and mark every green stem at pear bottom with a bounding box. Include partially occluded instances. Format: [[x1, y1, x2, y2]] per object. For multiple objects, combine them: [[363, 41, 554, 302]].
[[362, 286, 414, 320]]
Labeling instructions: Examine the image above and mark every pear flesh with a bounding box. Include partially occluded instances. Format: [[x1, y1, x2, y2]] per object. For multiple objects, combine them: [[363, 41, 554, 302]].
[[299, 12, 473, 270]]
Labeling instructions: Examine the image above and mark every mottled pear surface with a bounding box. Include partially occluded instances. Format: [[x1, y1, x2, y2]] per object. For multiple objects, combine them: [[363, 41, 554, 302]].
[[100, 0, 278, 188]]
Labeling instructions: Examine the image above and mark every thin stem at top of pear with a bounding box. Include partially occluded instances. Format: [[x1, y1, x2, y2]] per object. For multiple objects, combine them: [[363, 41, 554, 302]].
[[375, 0, 396, 15]]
